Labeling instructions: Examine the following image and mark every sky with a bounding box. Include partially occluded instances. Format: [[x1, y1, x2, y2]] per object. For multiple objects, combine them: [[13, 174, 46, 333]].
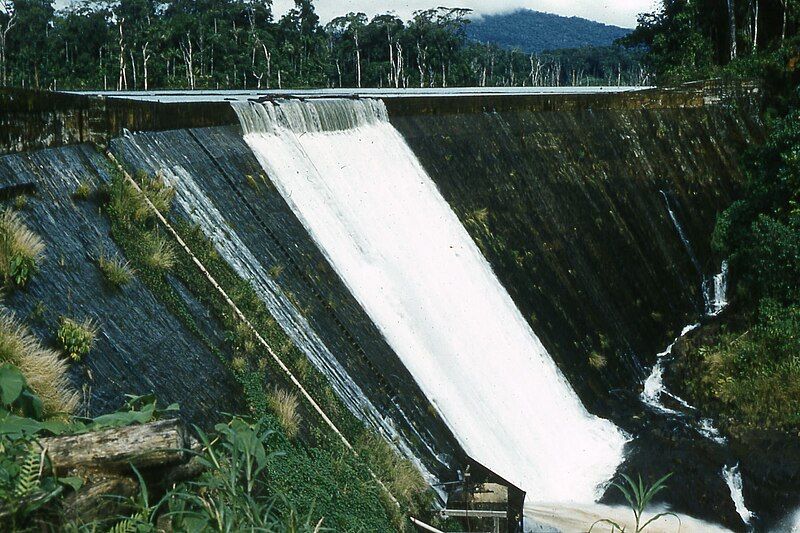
[[271, 0, 659, 29]]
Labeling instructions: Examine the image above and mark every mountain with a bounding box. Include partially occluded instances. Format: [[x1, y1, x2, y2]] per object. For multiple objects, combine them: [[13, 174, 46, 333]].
[[466, 9, 632, 53]]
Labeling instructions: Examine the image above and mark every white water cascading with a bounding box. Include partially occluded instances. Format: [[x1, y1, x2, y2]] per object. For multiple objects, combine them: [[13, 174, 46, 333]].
[[112, 133, 444, 487], [234, 98, 628, 502], [723, 464, 755, 526]]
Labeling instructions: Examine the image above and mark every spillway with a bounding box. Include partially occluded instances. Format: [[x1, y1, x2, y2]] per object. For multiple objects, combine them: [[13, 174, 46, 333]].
[[233, 98, 628, 502]]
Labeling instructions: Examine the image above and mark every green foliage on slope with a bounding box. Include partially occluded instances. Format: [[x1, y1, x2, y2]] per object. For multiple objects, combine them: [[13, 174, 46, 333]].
[[102, 167, 430, 531], [681, 102, 800, 432]]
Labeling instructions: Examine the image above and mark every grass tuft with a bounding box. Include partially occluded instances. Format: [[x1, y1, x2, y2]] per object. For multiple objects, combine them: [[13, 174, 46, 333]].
[[357, 432, 427, 522], [0, 208, 45, 288], [56, 317, 98, 362], [97, 253, 135, 287], [142, 232, 176, 271], [588, 351, 608, 370], [0, 310, 78, 416], [109, 174, 174, 225], [268, 264, 284, 279], [267, 387, 301, 439], [73, 180, 92, 201]]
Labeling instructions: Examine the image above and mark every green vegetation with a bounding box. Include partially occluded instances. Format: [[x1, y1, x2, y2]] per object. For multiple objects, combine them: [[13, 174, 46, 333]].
[[266, 387, 300, 439], [624, 0, 799, 87], [103, 168, 430, 530], [1, 375, 325, 532], [56, 317, 97, 363], [588, 351, 608, 370], [590, 473, 676, 532], [0, 311, 77, 417], [141, 231, 176, 272], [0, 208, 44, 289], [466, 9, 631, 53], [97, 252, 135, 288], [72, 180, 92, 201], [0, 0, 649, 92], [12, 195, 27, 211], [677, 105, 800, 432]]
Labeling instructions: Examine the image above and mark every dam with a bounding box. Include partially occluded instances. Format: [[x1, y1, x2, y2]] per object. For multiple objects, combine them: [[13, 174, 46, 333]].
[[4, 84, 795, 531]]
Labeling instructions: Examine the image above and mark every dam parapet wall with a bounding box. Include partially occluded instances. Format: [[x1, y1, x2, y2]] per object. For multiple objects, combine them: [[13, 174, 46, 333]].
[[0, 81, 760, 155]]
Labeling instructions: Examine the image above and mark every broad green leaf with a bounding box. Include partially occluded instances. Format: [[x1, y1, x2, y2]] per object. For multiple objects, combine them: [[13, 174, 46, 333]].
[[0, 364, 26, 406], [58, 476, 84, 491]]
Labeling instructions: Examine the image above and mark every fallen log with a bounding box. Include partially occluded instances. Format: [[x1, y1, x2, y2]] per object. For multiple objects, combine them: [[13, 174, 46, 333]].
[[62, 475, 139, 523], [38, 419, 188, 473]]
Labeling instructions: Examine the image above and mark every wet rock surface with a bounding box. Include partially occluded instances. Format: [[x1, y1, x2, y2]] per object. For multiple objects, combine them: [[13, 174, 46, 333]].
[[0, 144, 242, 423]]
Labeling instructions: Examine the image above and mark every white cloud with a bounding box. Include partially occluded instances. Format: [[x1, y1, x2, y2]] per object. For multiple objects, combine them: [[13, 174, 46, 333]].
[[271, 0, 660, 28]]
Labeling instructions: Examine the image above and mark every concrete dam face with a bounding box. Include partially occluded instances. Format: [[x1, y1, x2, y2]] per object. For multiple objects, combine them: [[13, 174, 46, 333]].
[[1, 86, 783, 530]]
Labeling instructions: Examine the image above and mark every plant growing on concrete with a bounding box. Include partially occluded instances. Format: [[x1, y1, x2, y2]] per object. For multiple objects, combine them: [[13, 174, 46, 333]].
[[142, 232, 176, 272], [357, 432, 427, 508], [268, 263, 284, 279], [13, 194, 27, 210], [57, 317, 98, 363], [267, 387, 300, 439], [589, 351, 608, 370], [97, 252, 135, 287], [0, 208, 45, 288], [589, 473, 677, 532], [73, 180, 92, 200], [0, 311, 78, 416]]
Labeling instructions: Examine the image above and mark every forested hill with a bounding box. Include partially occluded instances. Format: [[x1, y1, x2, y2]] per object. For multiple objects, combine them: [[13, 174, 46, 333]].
[[467, 9, 632, 52]]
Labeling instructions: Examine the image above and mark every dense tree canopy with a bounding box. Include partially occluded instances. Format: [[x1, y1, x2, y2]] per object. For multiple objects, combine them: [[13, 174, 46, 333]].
[[0, 0, 649, 90], [624, 0, 800, 82]]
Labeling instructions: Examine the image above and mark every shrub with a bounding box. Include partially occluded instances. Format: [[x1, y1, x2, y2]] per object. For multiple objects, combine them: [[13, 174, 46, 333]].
[[231, 356, 247, 373], [12, 195, 27, 210], [0, 209, 45, 288], [57, 317, 98, 362], [97, 253, 135, 287], [142, 232, 176, 271], [0, 311, 78, 416], [588, 351, 607, 370], [267, 387, 300, 439], [73, 180, 92, 200]]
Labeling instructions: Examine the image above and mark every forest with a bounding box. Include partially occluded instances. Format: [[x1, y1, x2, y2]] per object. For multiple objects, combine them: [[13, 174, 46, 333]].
[[626, 0, 800, 436], [0, 0, 650, 91]]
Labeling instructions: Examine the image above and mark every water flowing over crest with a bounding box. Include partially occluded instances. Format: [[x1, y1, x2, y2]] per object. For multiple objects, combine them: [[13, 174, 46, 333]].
[[233, 98, 628, 502]]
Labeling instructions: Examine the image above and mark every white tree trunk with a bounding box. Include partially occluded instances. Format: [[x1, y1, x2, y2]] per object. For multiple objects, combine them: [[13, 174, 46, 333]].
[[782, 0, 788, 42], [142, 42, 150, 90], [727, 0, 738, 59]]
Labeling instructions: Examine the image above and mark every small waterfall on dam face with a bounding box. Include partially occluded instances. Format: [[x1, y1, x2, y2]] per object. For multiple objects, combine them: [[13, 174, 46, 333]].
[[233, 98, 628, 502]]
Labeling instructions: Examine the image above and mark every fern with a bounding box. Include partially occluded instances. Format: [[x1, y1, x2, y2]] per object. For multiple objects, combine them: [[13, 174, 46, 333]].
[[108, 510, 149, 533], [12, 448, 41, 499]]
